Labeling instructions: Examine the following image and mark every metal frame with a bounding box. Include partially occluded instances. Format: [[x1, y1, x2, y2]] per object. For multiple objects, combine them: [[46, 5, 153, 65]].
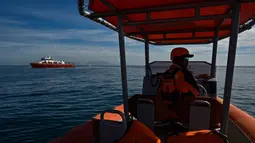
[[210, 7, 230, 72], [100, 0, 131, 123], [126, 27, 230, 35], [145, 34, 150, 77], [78, 0, 255, 135], [123, 14, 230, 26], [216, 8, 232, 31], [77, 1, 155, 45], [154, 41, 210, 45], [216, 18, 255, 42], [210, 30, 219, 78], [117, 15, 129, 124], [100, 0, 146, 33], [221, 1, 241, 134], [151, 36, 213, 41]]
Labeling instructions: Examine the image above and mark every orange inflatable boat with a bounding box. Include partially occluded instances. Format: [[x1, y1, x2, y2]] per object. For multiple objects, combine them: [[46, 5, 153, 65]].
[[49, 0, 255, 143]]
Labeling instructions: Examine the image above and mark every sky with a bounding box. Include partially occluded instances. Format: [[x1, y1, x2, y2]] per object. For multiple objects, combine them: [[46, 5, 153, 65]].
[[0, 0, 255, 66]]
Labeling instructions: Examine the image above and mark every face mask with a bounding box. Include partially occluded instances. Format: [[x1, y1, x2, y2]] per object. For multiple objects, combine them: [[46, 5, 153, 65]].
[[184, 57, 189, 61], [183, 57, 189, 68]]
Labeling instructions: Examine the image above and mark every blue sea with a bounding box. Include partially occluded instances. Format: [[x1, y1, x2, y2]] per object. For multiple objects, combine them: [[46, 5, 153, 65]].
[[0, 65, 255, 143]]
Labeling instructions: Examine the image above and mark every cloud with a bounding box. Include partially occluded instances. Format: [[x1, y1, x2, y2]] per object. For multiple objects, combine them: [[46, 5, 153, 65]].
[[1, 23, 255, 66], [0, 25, 112, 41], [0, 18, 26, 25], [1, 0, 255, 66], [0, 23, 145, 47]]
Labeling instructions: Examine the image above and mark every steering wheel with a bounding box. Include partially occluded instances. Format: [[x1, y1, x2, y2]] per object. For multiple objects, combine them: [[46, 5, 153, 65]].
[[195, 74, 210, 80], [197, 84, 208, 97]]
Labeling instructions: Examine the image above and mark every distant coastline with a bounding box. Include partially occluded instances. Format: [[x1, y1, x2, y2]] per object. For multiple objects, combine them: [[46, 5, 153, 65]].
[[0, 65, 255, 68]]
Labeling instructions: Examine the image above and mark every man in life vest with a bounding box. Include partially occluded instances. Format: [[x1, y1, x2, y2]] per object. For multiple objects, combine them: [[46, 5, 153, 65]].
[[156, 47, 200, 124], [160, 47, 199, 103], [159, 49, 223, 126]]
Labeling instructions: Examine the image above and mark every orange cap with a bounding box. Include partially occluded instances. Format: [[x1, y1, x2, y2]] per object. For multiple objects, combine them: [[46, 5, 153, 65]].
[[170, 47, 194, 60]]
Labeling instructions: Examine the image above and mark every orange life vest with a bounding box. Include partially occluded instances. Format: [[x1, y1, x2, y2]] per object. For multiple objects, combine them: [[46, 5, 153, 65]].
[[159, 65, 199, 103]]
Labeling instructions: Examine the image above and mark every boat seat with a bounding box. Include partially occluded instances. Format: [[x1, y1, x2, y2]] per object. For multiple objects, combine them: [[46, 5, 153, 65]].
[[167, 129, 228, 143], [117, 120, 162, 143], [137, 99, 155, 131], [189, 100, 211, 131], [99, 110, 127, 143], [142, 75, 160, 95]]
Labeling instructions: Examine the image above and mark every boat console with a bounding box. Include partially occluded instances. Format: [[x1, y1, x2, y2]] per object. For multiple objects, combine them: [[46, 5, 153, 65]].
[[142, 61, 217, 98]]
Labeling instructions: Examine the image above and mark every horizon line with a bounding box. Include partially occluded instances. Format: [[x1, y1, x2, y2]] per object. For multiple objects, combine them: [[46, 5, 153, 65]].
[[0, 64, 255, 67]]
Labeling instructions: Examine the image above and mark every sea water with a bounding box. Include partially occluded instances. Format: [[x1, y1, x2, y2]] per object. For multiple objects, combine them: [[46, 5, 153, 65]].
[[0, 65, 255, 143]]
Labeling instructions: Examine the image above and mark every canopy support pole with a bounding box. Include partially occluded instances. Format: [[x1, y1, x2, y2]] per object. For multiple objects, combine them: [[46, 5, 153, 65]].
[[117, 15, 129, 123], [220, 1, 240, 134], [210, 30, 219, 78], [145, 35, 150, 77]]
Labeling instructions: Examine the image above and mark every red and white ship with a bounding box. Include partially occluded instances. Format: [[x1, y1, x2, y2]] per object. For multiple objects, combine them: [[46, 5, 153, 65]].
[[30, 56, 74, 68]]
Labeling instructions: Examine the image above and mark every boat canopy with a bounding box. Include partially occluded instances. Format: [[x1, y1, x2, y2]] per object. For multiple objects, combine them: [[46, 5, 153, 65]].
[[81, 0, 255, 45]]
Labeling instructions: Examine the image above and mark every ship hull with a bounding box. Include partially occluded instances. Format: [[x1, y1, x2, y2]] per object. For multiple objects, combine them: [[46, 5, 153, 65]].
[[30, 63, 74, 68]]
